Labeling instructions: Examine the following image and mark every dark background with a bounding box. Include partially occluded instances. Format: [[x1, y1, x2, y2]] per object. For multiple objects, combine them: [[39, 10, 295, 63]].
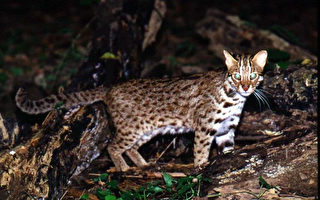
[[0, 0, 317, 116]]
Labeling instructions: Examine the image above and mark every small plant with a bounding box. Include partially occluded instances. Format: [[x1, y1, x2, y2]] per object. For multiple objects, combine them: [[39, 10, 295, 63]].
[[264, 49, 302, 70], [258, 175, 277, 190], [80, 193, 89, 200], [54, 101, 65, 110], [207, 175, 279, 200], [85, 172, 211, 200]]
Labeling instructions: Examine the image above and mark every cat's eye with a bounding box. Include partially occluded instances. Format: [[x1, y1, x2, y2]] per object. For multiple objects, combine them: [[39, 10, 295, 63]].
[[250, 73, 256, 80], [233, 73, 241, 80]]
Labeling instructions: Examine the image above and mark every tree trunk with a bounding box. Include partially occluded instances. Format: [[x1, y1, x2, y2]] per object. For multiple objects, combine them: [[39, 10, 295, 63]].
[[0, 0, 158, 199]]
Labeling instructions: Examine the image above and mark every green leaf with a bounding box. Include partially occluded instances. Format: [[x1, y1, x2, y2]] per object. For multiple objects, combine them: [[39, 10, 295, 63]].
[[104, 194, 117, 200], [0, 72, 7, 83], [100, 173, 109, 182], [176, 177, 189, 189], [120, 190, 137, 200], [275, 61, 290, 69], [147, 185, 163, 194], [100, 52, 118, 60], [11, 67, 24, 76], [96, 189, 112, 199], [162, 172, 173, 189], [80, 193, 89, 200], [54, 102, 64, 109], [301, 58, 312, 65], [259, 175, 275, 189], [108, 180, 119, 190], [266, 49, 290, 62], [93, 177, 100, 182]]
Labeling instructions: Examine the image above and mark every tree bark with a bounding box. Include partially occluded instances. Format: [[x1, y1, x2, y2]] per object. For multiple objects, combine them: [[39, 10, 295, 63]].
[[0, 0, 157, 199]]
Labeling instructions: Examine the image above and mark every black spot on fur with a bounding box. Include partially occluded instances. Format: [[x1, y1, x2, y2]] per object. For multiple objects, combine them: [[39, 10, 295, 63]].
[[215, 118, 223, 123], [45, 98, 55, 104], [20, 98, 26, 105], [209, 129, 217, 136], [229, 124, 237, 130], [35, 101, 43, 107], [223, 102, 233, 108]]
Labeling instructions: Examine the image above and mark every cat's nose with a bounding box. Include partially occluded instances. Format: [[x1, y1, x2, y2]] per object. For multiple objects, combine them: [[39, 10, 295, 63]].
[[242, 85, 249, 91]]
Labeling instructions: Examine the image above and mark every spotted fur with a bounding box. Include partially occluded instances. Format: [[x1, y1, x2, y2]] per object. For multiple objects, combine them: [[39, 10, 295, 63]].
[[15, 50, 267, 171]]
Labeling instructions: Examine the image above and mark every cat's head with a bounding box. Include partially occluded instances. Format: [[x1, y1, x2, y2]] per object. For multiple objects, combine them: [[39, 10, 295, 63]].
[[223, 50, 267, 97]]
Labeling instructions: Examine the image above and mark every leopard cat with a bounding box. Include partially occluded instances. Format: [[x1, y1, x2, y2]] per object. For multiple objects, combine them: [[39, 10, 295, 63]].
[[16, 50, 268, 171]]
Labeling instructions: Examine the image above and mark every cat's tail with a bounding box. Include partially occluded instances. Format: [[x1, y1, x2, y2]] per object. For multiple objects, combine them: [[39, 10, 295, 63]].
[[15, 86, 107, 114]]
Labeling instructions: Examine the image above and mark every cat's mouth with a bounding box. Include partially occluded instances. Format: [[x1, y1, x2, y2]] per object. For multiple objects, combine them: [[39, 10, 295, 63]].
[[239, 91, 252, 97], [238, 86, 255, 97]]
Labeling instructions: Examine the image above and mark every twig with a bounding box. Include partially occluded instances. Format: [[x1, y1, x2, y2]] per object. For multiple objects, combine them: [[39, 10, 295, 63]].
[[147, 171, 187, 178], [59, 189, 68, 200], [154, 137, 176, 163]]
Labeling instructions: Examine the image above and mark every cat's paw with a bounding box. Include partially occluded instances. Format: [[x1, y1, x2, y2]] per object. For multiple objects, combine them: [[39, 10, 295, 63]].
[[217, 141, 234, 155], [194, 161, 209, 172]]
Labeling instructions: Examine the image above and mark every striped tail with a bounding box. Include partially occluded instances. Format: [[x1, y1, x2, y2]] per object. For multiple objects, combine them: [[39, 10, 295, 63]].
[[15, 86, 107, 114]]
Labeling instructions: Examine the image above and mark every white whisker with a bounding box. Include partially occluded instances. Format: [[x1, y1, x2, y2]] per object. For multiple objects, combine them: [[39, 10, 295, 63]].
[[255, 89, 270, 109], [259, 88, 272, 95], [253, 92, 262, 111]]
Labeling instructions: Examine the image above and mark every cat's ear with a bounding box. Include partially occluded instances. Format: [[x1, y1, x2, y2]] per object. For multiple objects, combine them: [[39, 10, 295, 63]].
[[252, 50, 268, 72], [223, 50, 238, 71]]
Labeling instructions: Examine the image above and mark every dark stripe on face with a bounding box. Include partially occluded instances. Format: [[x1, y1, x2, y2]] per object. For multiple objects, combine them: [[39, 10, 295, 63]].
[[243, 55, 247, 66]]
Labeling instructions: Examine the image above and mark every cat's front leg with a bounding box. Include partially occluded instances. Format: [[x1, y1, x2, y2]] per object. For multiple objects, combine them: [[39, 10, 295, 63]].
[[193, 130, 215, 168], [215, 129, 235, 154]]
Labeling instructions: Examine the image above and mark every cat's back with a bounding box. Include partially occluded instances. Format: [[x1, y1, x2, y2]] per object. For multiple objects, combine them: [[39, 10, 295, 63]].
[[104, 71, 224, 117]]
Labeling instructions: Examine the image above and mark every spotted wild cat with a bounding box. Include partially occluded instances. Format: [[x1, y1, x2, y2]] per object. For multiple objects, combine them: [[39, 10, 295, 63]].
[[16, 50, 268, 171]]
